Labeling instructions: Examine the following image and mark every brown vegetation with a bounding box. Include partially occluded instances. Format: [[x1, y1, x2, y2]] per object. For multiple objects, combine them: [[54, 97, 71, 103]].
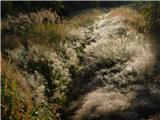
[[1, 5, 160, 120]]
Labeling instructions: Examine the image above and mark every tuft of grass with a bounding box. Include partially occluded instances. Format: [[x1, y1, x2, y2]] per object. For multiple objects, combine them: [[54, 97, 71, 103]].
[[73, 88, 132, 120], [66, 9, 102, 28], [24, 23, 68, 47], [4, 9, 61, 32], [109, 7, 147, 33], [1, 56, 64, 120], [1, 9, 64, 51], [71, 6, 158, 120], [1, 58, 33, 120], [2, 9, 102, 52]]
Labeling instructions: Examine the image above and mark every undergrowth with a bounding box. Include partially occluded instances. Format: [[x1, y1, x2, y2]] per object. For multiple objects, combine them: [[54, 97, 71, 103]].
[[1, 5, 160, 120]]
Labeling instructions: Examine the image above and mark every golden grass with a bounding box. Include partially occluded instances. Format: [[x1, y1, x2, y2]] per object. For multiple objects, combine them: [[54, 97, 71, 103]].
[[30, 23, 67, 41], [2, 58, 22, 82], [2, 58, 31, 94], [2, 9, 102, 52], [1, 57, 63, 119], [66, 9, 102, 28], [73, 88, 132, 120], [109, 7, 147, 32], [72, 7, 159, 120], [1, 58, 34, 120], [2, 7, 159, 120]]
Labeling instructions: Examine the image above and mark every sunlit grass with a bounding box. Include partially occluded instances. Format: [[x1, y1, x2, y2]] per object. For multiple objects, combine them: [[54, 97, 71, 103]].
[[109, 7, 147, 33]]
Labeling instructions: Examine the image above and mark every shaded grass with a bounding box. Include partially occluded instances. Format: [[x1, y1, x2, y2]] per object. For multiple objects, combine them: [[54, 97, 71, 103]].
[[1, 56, 65, 120], [65, 9, 102, 28], [2, 6, 159, 120]]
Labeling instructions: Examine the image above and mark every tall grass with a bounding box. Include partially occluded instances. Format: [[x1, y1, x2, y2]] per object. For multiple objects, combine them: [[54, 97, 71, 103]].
[[72, 6, 158, 120], [1, 8, 103, 119], [2, 6, 159, 120], [109, 7, 147, 33], [1, 58, 33, 120], [67, 9, 102, 27]]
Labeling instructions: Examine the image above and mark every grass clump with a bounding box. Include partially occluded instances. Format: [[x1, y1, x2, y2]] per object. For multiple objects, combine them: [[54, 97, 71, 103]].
[[67, 9, 102, 28], [8, 45, 71, 105], [4, 9, 61, 32], [109, 6, 147, 33], [1, 59, 33, 120], [2, 46, 71, 119], [1, 9, 64, 51], [25, 23, 68, 47]]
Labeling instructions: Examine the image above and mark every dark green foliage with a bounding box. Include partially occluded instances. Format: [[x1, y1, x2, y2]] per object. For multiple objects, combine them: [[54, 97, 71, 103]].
[[140, 2, 160, 37], [146, 2, 160, 36], [1, 1, 97, 18], [132, 2, 160, 38], [1, 1, 13, 17]]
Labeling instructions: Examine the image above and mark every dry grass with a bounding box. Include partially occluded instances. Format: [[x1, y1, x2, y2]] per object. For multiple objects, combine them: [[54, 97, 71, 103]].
[[1, 57, 31, 94], [2, 6, 159, 120], [5, 9, 61, 30], [1, 56, 60, 119], [71, 6, 158, 120], [1, 8, 104, 120], [1, 58, 33, 120], [67, 9, 102, 28], [109, 7, 147, 32], [1, 9, 64, 51], [84, 9, 156, 73], [1, 9, 102, 51], [73, 88, 134, 120], [85, 35, 155, 73]]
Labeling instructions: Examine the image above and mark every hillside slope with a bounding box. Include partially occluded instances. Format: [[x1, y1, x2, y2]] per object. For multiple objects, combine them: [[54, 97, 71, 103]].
[[69, 7, 160, 120], [2, 7, 160, 120]]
